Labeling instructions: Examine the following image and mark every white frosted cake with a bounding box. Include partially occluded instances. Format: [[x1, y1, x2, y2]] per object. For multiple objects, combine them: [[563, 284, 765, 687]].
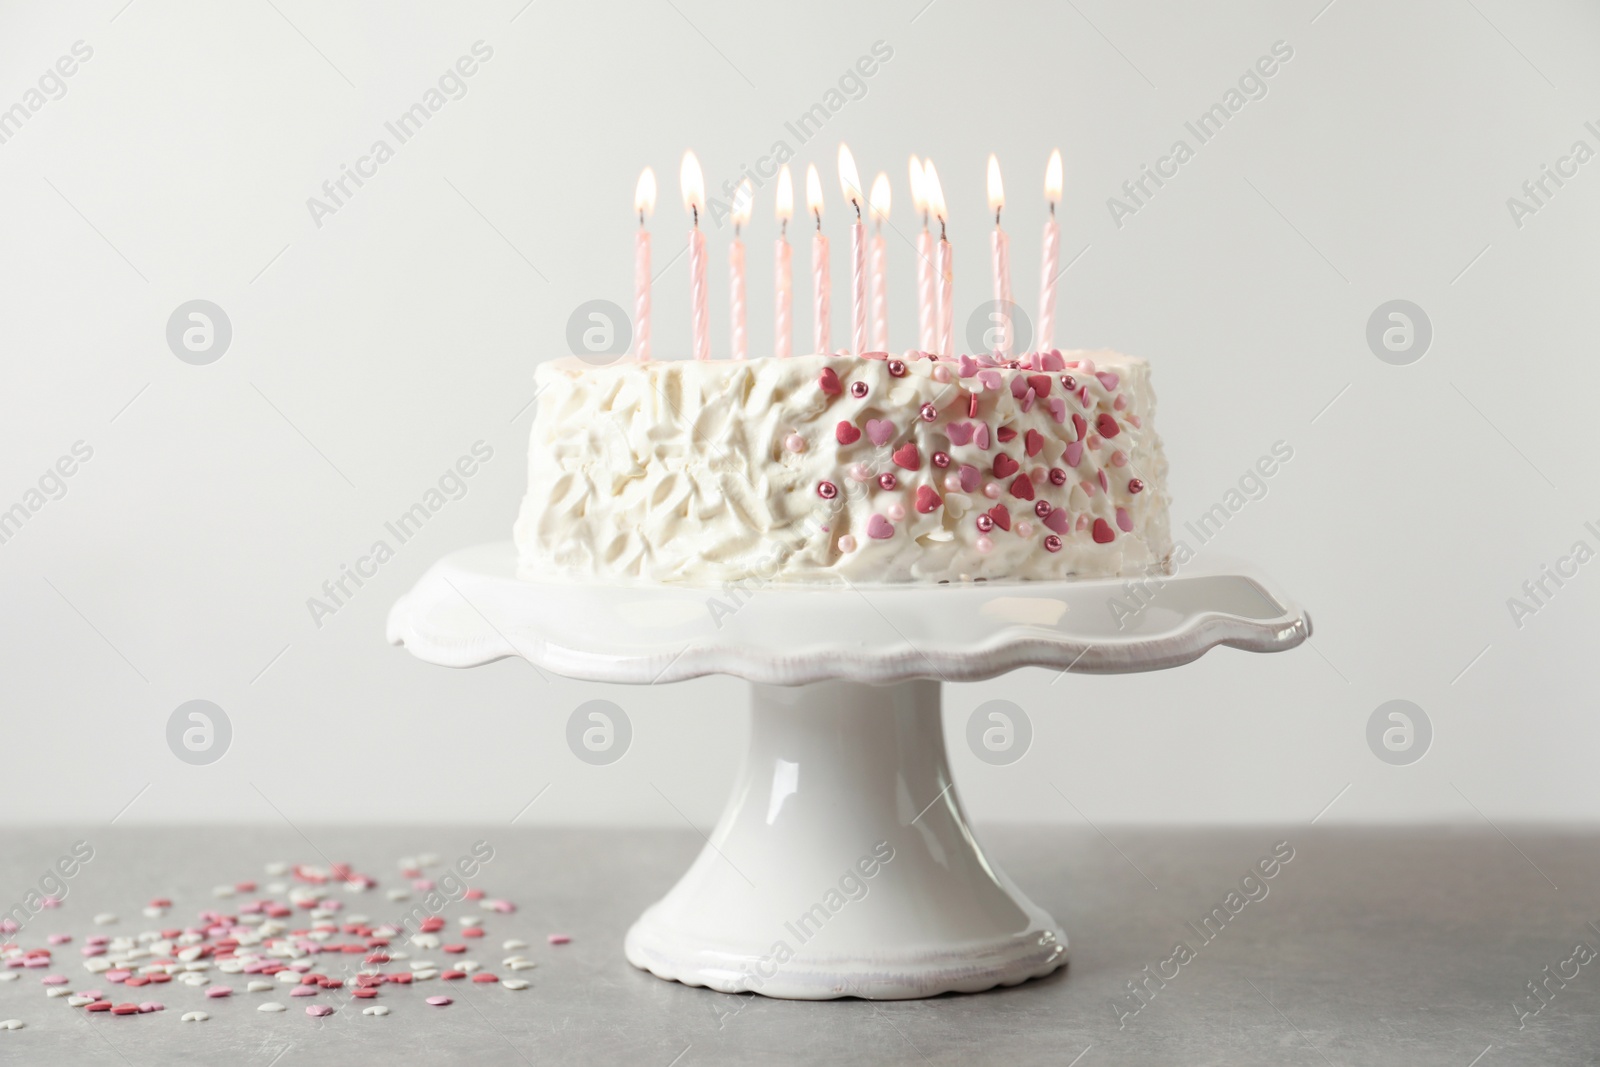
[[514, 351, 1172, 584]]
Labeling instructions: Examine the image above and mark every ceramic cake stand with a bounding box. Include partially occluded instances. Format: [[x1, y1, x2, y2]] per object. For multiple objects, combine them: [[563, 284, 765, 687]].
[[387, 542, 1309, 1000]]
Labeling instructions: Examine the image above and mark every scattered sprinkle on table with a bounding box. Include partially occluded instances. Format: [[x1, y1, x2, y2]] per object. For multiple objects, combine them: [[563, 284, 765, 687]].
[[363, 1005, 390, 1016], [306, 1005, 333, 1017], [547, 934, 571, 945], [425, 996, 452, 1007], [0, 1020, 23, 1031], [258, 1002, 286, 1013], [181, 1011, 208, 1022]]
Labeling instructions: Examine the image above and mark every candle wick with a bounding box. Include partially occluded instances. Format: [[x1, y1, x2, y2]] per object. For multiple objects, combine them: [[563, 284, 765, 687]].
[[995, 208, 1002, 227], [639, 210, 645, 227], [939, 217, 947, 241], [692, 205, 699, 228], [853, 199, 861, 221], [814, 210, 821, 233], [1049, 201, 1056, 218], [781, 218, 787, 238]]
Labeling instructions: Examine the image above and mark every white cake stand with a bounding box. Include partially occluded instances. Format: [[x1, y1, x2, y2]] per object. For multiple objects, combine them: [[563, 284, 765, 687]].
[[387, 542, 1309, 1000]]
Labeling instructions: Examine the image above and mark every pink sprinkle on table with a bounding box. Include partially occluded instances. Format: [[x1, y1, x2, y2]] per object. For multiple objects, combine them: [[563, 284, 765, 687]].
[[104, 970, 131, 982], [204, 986, 232, 998], [425, 996, 452, 1006], [138, 1002, 163, 1013], [47, 934, 71, 945], [547, 934, 571, 945], [306, 1004, 333, 1017], [42, 975, 68, 985], [290, 986, 316, 997]]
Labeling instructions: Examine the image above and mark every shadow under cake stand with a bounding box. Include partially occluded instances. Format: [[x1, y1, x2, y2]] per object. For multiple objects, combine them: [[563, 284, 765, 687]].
[[387, 542, 1309, 1000]]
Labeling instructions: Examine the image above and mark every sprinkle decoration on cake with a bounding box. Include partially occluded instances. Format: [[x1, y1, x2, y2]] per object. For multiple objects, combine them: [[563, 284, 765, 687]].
[[515, 145, 1173, 584]]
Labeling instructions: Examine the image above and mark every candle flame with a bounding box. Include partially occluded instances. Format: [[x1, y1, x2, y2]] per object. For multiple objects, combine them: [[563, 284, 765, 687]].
[[986, 153, 1005, 217], [870, 172, 891, 224], [776, 165, 794, 224], [805, 162, 824, 220], [1044, 148, 1062, 205], [731, 179, 753, 229], [837, 143, 862, 209], [635, 167, 657, 218], [680, 150, 705, 218], [908, 155, 926, 214], [923, 160, 947, 224]]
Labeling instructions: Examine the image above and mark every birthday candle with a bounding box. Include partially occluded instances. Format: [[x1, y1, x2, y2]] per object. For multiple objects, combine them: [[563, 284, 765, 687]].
[[806, 163, 830, 355], [681, 151, 709, 361], [775, 165, 794, 358], [838, 144, 866, 358], [633, 167, 655, 361], [924, 161, 953, 356], [1038, 149, 1062, 353], [910, 156, 935, 354], [987, 154, 1011, 358], [869, 172, 890, 353], [729, 180, 751, 360]]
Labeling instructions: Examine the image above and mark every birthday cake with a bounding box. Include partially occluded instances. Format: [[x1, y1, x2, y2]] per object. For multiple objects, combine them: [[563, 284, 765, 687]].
[[513, 350, 1172, 585]]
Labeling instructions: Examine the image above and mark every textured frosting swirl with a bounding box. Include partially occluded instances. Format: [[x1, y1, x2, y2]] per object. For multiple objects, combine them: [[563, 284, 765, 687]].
[[515, 352, 1172, 585]]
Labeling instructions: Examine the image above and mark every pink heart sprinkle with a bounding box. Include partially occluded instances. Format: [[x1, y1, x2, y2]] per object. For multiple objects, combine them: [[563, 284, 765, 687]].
[[205, 987, 232, 998], [547, 933, 570, 944], [307, 1004, 333, 1016], [1020, 388, 1037, 413], [867, 514, 895, 540], [1047, 398, 1067, 425], [946, 422, 973, 446], [978, 370, 1002, 391], [959, 464, 981, 493], [974, 423, 991, 450], [1010, 375, 1030, 399], [958, 354, 978, 378], [1117, 506, 1134, 532], [865, 418, 895, 447], [42, 975, 68, 985], [1064, 441, 1084, 467], [1044, 508, 1071, 534], [426, 996, 452, 1006], [1040, 351, 1065, 371], [1096, 371, 1120, 391]]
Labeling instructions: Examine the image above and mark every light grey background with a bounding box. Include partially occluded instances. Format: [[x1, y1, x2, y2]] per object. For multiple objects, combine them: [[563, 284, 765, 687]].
[[2, 0, 1596, 827]]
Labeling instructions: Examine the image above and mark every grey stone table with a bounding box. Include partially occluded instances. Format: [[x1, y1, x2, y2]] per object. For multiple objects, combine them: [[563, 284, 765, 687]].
[[0, 826, 1595, 1065]]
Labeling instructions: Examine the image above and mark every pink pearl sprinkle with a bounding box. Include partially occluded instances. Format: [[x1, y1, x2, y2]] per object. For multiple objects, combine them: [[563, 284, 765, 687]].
[[307, 1004, 334, 1016], [426, 996, 452, 1006], [548, 934, 571, 945], [983, 483, 1001, 500], [42, 975, 68, 985], [837, 535, 857, 553], [848, 463, 870, 483], [943, 474, 962, 492], [205, 986, 232, 998], [886, 503, 906, 522], [975, 535, 993, 554], [784, 433, 806, 453], [1016, 521, 1033, 538]]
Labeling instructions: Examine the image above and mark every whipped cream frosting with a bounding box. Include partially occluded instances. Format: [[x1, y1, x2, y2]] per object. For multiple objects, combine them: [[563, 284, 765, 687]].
[[515, 352, 1172, 585]]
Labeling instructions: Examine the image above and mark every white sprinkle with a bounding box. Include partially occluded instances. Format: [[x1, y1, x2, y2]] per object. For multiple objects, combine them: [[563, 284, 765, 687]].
[[180, 974, 208, 987], [181, 1011, 209, 1022], [458, 960, 480, 973], [362, 1005, 390, 1016], [217, 959, 245, 974], [258, 1002, 286, 1013], [501, 939, 527, 951], [266, 882, 288, 894], [386, 889, 409, 902], [417, 853, 440, 867], [458, 917, 481, 928], [246, 980, 273, 993], [508, 960, 537, 971], [46, 988, 72, 999], [92, 914, 117, 926], [398, 856, 417, 870], [0, 973, 17, 982], [0, 1019, 24, 1030], [178, 947, 204, 962], [83, 960, 110, 974], [410, 968, 439, 981], [277, 971, 300, 984], [502, 979, 529, 990], [67, 995, 94, 1007], [410, 933, 440, 949], [142, 907, 165, 918]]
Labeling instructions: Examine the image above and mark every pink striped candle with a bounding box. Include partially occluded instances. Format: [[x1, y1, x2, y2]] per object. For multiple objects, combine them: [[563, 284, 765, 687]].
[[775, 165, 794, 358]]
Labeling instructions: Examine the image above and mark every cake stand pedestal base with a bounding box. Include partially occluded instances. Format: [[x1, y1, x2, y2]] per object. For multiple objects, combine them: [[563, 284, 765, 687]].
[[624, 679, 1065, 1000], [388, 543, 1310, 1000]]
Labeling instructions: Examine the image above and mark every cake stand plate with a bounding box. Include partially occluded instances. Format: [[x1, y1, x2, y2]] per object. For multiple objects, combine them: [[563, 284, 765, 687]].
[[387, 543, 1309, 1000]]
